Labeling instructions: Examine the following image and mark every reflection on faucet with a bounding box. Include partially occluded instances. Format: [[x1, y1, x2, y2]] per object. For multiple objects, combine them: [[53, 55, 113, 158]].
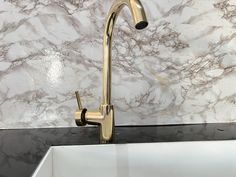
[[75, 0, 148, 143]]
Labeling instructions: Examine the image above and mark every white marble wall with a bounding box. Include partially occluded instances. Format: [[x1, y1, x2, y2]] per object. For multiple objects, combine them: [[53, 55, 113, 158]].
[[0, 0, 236, 128]]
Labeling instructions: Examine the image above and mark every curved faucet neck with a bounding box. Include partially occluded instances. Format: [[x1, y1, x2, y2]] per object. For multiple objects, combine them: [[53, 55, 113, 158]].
[[102, 0, 147, 105]]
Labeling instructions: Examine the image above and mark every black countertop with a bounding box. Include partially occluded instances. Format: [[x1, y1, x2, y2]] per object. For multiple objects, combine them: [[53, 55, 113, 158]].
[[1, 123, 236, 177]]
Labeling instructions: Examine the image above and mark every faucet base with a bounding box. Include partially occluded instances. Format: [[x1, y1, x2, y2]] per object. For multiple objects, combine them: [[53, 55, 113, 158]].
[[75, 104, 114, 143]]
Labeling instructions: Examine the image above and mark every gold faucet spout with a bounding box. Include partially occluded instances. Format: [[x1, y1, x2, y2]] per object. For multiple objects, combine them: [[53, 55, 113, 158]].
[[103, 0, 148, 105], [75, 0, 148, 143]]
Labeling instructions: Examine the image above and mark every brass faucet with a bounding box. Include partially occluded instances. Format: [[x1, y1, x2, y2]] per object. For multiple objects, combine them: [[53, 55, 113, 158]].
[[75, 0, 148, 143]]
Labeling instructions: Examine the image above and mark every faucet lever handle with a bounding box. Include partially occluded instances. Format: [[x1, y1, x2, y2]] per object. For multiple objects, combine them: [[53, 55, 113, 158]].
[[75, 91, 83, 110]]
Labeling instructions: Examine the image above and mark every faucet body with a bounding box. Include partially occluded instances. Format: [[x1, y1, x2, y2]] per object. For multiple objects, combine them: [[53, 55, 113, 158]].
[[75, 0, 148, 143]]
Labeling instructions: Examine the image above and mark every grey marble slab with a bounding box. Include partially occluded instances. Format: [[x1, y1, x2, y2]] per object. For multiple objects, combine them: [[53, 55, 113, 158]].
[[1, 0, 236, 128], [1, 123, 236, 177]]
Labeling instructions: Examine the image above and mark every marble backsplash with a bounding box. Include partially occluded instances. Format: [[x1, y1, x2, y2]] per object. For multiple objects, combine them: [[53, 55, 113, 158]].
[[0, 0, 236, 128]]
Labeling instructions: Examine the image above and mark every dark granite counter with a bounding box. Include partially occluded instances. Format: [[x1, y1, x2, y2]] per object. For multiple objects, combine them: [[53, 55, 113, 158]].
[[1, 123, 236, 177]]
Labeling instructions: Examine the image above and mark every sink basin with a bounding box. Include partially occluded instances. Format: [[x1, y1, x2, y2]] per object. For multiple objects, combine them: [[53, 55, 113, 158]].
[[32, 140, 236, 177]]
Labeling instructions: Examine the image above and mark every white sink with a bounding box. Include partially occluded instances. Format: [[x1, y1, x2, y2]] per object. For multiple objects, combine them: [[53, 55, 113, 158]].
[[32, 140, 236, 177]]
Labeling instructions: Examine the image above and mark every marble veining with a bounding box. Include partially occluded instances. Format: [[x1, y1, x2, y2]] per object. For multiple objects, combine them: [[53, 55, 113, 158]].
[[0, 0, 236, 128]]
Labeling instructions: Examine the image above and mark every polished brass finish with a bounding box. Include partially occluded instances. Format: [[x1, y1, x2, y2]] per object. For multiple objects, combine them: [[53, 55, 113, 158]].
[[75, 91, 83, 110], [75, 0, 148, 143], [103, 0, 148, 105]]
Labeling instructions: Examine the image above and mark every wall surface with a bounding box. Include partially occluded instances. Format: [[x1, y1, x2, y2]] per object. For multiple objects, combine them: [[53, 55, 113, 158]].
[[0, 0, 236, 128]]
